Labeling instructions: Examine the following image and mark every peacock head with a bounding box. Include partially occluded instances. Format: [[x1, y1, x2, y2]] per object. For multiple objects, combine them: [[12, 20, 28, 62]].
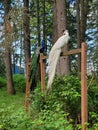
[[63, 30, 69, 35]]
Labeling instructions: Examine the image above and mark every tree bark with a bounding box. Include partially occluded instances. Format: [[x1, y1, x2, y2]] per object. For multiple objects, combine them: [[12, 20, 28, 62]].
[[4, 0, 16, 94], [24, 0, 31, 65], [76, 0, 81, 73], [76, 0, 88, 72], [37, 0, 41, 46], [53, 0, 58, 43], [24, 0, 31, 89], [24, 0, 31, 110], [80, 0, 88, 42], [43, 0, 46, 42], [53, 0, 70, 75]]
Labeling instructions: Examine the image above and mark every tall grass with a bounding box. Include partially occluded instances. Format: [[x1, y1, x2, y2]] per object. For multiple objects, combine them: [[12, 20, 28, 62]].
[[0, 88, 25, 109]]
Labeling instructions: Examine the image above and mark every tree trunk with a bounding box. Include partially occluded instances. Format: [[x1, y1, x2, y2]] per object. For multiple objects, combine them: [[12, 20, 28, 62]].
[[24, 0, 31, 110], [23, 0, 31, 79], [53, 0, 70, 75], [80, 0, 88, 42], [4, 0, 16, 94], [24, 0, 31, 65], [43, 0, 46, 50], [76, 0, 81, 73], [53, 0, 58, 43], [76, 0, 88, 72], [37, 0, 41, 46]]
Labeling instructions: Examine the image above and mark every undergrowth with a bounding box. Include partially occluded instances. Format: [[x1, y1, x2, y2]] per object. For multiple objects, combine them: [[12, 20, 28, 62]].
[[0, 75, 98, 130]]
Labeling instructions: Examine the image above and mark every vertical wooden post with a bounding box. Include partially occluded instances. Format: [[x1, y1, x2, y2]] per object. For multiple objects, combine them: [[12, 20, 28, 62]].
[[25, 64, 31, 111], [81, 42, 88, 130], [40, 53, 45, 93]]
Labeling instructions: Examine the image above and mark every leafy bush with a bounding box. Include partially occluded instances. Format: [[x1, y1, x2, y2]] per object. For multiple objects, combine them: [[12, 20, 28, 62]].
[[13, 74, 26, 92], [52, 75, 81, 123], [0, 105, 33, 130], [88, 81, 98, 129], [30, 75, 81, 129], [30, 75, 98, 129], [1, 75, 98, 130], [0, 104, 73, 130], [32, 109, 73, 130], [0, 77, 6, 88], [88, 112, 98, 130]]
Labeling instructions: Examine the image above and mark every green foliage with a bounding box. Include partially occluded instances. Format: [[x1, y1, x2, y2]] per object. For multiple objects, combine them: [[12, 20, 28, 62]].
[[13, 74, 26, 92], [88, 84, 98, 112], [87, 77, 98, 129], [0, 75, 98, 130], [30, 75, 81, 129], [88, 112, 98, 130], [0, 77, 6, 88], [0, 106, 33, 130], [0, 57, 5, 77], [52, 75, 81, 120], [0, 89, 28, 130], [0, 88, 25, 108], [31, 109, 73, 130], [30, 75, 98, 129]]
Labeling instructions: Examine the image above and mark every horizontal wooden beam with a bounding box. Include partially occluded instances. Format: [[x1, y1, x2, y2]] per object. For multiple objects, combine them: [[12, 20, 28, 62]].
[[42, 48, 81, 60], [62, 48, 81, 56], [42, 55, 48, 60]]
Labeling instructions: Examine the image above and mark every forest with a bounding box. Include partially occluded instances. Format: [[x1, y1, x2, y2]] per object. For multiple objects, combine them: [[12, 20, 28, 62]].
[[0, 0, 98, 130]]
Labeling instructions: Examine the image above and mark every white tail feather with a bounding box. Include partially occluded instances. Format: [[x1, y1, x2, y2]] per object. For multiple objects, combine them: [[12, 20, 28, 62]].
[[47, 30, 70, 90], [47, 49, 61, 89]]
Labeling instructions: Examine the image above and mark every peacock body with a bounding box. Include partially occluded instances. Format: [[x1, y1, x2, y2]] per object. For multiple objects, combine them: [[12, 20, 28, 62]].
[[47, 30, 70, 90]]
